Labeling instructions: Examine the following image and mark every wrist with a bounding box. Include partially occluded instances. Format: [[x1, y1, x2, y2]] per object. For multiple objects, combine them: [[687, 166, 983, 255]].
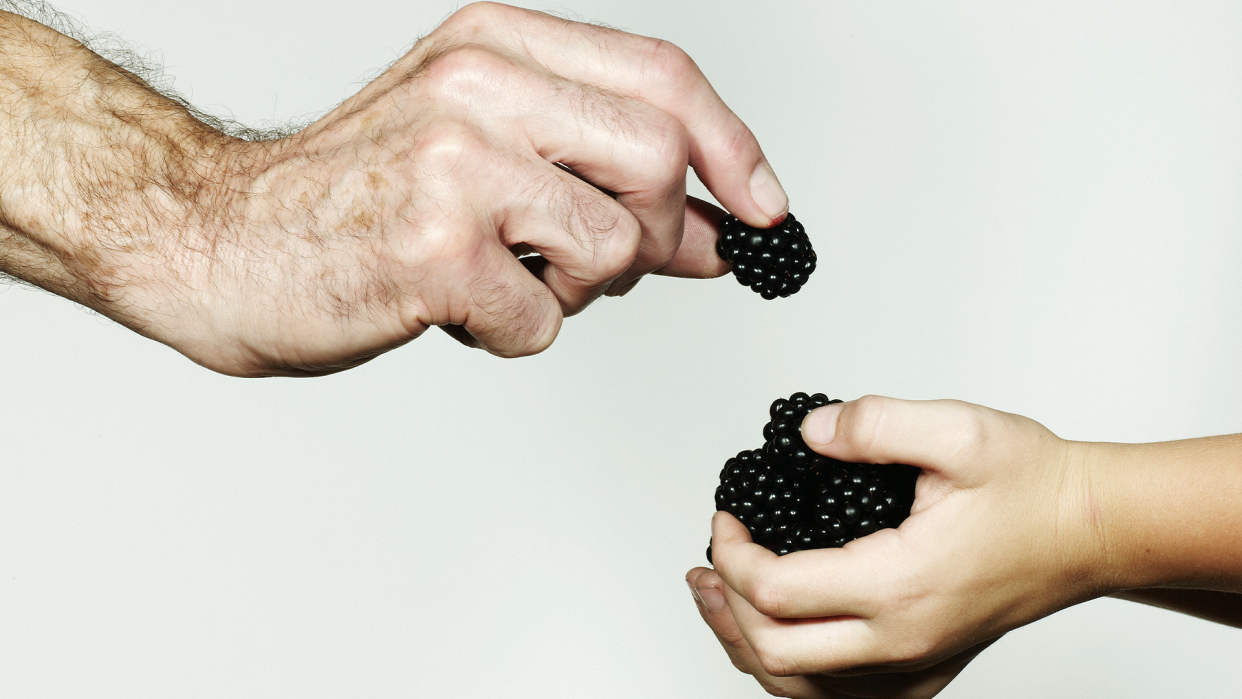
[[83, 135, 262, 347], [9, 112, 252, 352], [1036, 437, 1128, 603]]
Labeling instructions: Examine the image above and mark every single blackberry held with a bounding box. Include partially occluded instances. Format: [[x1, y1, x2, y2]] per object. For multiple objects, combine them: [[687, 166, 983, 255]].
[[707, 393, 918, 563], [716, 213, 816, 299]]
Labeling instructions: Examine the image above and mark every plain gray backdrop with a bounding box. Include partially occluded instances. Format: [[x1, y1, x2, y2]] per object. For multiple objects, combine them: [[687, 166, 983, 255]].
[[2, 1, 1241, 697]]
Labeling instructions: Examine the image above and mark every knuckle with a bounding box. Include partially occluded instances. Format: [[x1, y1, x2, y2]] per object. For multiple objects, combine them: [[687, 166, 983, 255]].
[[610, 206, 643, 240], [439, 2, 510, 35], [421, 219, 482, 267], [642, 232, 680, 270], [597, 217, 642, 278], [472, 277, 561, 357], [718, 121, 760, 168], [752, 645, 795, 678], [639, 38, 698, 90], [749, 574, 786, 618], [844, 394, 892, 456], [954, 403, 993, 449], [639, 113, 691, 179], [559, 191, 639, 279], [411, 123, 488, 178], [722, 636, 751, 657], [716, 623, 748, 648], [418, 45, 517, 103]]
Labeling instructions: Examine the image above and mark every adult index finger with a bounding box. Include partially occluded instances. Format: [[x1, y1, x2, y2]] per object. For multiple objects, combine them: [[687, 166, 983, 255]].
[[429, 3, 789, 228]]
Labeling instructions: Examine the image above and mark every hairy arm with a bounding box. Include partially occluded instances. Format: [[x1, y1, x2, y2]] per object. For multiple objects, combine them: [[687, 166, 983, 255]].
[[2, 3, 768, 376], [0, 10, 238, 326]]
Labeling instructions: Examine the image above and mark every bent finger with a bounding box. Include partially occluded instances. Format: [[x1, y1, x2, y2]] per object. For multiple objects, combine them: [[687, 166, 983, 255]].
[[500, 163, 642, 316], [711, 511, 889, 620], [521, 93, 692, 292], [809, 637, 999, 699], [431, 3, 788, 226], [414, 228, 564, 357], [687, 568, 840, 699], [725, 582, 881, 677], [441, 48, 693, 294], [458, 250, 564, 357], [687, 567, 756, 674]]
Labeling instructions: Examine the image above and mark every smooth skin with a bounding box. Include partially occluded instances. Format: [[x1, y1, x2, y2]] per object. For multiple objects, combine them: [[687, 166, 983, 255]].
[[687, 395, 1242, 698], [0, 2, 786, 376]]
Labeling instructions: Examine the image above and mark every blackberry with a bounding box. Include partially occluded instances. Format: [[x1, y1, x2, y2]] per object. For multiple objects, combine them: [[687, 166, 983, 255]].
[[716, 213, 816, 299], [706, 392, 918, 563]]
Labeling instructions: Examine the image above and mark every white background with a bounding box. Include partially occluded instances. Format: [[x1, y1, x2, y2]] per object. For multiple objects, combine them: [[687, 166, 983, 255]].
[[2, 1, 1241, 697]]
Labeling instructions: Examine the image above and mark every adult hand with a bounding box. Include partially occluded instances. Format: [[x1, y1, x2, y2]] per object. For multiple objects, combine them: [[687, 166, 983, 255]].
[[1, 2, 787, 376]]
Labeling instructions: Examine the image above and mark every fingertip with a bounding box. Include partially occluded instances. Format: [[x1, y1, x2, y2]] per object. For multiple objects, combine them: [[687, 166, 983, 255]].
[[694, 579, 727, 614], [801, 402, 845, 450], [452, 247, 567, 358], [686, 566, 714, 586], [690, 116, 787, 228], [711, 510, 752, 543], [686, 565, 730, 615], [484, 316, 563, 357], [747, 160, 789, 224], [691, 567, 725, 589], [474, 293, 564, 358], [690, 566, 720, 593]]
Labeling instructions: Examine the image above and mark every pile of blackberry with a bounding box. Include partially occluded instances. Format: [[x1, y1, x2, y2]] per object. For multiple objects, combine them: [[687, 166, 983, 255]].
[[717, 213, 816, 299], [707, 393, 919, 563]]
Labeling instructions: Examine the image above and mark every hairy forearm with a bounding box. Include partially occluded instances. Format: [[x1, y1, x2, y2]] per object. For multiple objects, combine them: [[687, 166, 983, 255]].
[[0, 10, 235, 321], [0, 8, 464, 376], [0, 2, 756, 375]]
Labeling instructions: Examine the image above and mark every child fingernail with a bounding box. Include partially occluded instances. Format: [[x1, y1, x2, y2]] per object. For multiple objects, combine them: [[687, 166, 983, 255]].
[[694, 585, 726, 613], [802, 403, 844, 445]]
